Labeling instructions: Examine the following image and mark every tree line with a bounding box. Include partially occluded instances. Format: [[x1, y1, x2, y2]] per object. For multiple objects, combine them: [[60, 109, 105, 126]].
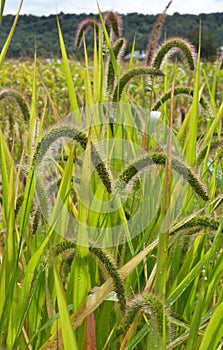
[[0, 11, 222, 60]]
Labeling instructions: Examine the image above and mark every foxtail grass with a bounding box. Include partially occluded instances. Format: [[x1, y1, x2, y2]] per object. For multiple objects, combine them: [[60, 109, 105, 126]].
[[1, 5, 223, 350]]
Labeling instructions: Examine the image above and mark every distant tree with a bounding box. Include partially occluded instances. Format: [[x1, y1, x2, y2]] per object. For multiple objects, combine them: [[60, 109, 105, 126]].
[[0, 12, 222, 60], [186, 27, 218, 61]]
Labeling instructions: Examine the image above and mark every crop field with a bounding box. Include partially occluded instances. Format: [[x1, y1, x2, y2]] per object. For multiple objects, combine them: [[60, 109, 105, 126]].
[[0, 1, 223, 349]]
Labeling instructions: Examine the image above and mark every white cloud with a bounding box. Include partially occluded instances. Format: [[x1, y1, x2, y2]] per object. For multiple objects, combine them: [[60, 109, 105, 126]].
[[3, 0, 223, 16]]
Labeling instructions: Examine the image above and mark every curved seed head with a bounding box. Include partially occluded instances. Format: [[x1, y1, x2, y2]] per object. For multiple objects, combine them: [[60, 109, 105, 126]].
[[104, 11, 123, 39], [75, 18, 100, 48], [152, 37, 197, 70]]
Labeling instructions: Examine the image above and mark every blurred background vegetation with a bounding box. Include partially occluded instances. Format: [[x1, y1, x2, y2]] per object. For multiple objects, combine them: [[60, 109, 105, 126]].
[[0, 11, 222, 60]]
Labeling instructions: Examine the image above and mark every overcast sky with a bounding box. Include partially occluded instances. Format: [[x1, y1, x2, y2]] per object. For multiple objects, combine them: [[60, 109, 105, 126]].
[[3, 0, 223, 16]]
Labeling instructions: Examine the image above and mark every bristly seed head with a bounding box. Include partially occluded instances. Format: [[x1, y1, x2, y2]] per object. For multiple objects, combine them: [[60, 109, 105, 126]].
[[74, 18, 100, 48], [0, 87, 30, 123], [106, 37, 126, 95], [152, 86, 214, 120], [89, 245, 126, 315], [112, 67, 164, 102], [146, 0, 173, 66], [103, 11, 123, 40], [173, 216, 220, 234], [118, 152, 209, 201], [117, 293, 170, 342], [151, 37, 197, 70]]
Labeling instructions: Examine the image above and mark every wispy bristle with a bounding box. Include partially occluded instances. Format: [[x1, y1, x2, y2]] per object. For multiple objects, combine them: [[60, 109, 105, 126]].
[[74, 18, 100, 48], [146, 0, 173, 66], [103, 11, 123, 39], [106, 37, 126, 95], [0, 87, 30, 123], [152, 37, 197, 70]]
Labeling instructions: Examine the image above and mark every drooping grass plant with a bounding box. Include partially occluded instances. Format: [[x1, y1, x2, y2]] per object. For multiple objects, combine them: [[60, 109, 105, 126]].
[[0, 87, 30, 122], [116, 293, 170, 348], [151, 37, 197, 71], [152, 86, 214, 120], [117, 152, 209, 201], [75, 18, 100, 49], [49, 240, 126, 315], [112, 66, 164, 102]]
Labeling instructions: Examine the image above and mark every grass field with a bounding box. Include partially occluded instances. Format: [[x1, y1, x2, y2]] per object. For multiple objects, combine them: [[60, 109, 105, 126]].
[[0, 2, 223, 349]]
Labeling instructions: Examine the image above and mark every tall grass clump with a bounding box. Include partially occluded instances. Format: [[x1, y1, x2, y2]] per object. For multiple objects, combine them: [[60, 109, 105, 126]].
[[0, 1, 223, 349]]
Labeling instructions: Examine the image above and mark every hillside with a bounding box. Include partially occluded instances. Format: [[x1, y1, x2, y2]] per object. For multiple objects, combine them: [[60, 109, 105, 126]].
[[0, 11, 222, 59]]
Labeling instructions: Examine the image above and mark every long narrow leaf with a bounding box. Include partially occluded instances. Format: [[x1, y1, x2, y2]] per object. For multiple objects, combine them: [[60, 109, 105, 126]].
[[183, 32, 201, 165], [57, 16, 79, 113], [97, 4, 120, 81], [53, 265, 79, 349], [199, 301, 223, 350], [0, 0, 6, 22], [0, 0, 23, 67], [201, 101, 223, 147], [39, 239, 158, 349], [27, 51, 38, 154]]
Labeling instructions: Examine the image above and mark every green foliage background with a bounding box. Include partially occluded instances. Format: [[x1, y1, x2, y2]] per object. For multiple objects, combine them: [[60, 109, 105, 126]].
[[0, 12, 223, 59]]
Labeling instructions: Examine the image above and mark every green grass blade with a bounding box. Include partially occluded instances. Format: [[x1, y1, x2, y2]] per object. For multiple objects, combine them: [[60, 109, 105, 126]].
[[0, 129, 18, 240], [168, 219, 223, 305], [0, 130, 17, 341], [0, 0, 6, 22], [203, 252, 223, 312], [5, 164, 16, 269], [97, 4, 120, 81], [128, 34, 136, 69], [39, 240, 158, 348], [83, 36, 93, 106], [202, 67, 217, 116], [167, 247, 212, 306], [0, 0, 23, 67], [15, 139, 75, 342], [27, 51, 37, 154], [19, 165, 35, 237], [98, 26, 105, 103], [199, 301, 223, 350], [48, 144, 74, 236], [53, 265, 79, 349], [73, 138, 91, 317], [186, 292, 204, 350], [14, 229, 54, 344], [201, 101, 223, 147], [125, 323, 150, 350], [57, 16, 79, 113], [92, 25, 102, 103], [0, 128, 10, 221], [183, 35, 200, 165]]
